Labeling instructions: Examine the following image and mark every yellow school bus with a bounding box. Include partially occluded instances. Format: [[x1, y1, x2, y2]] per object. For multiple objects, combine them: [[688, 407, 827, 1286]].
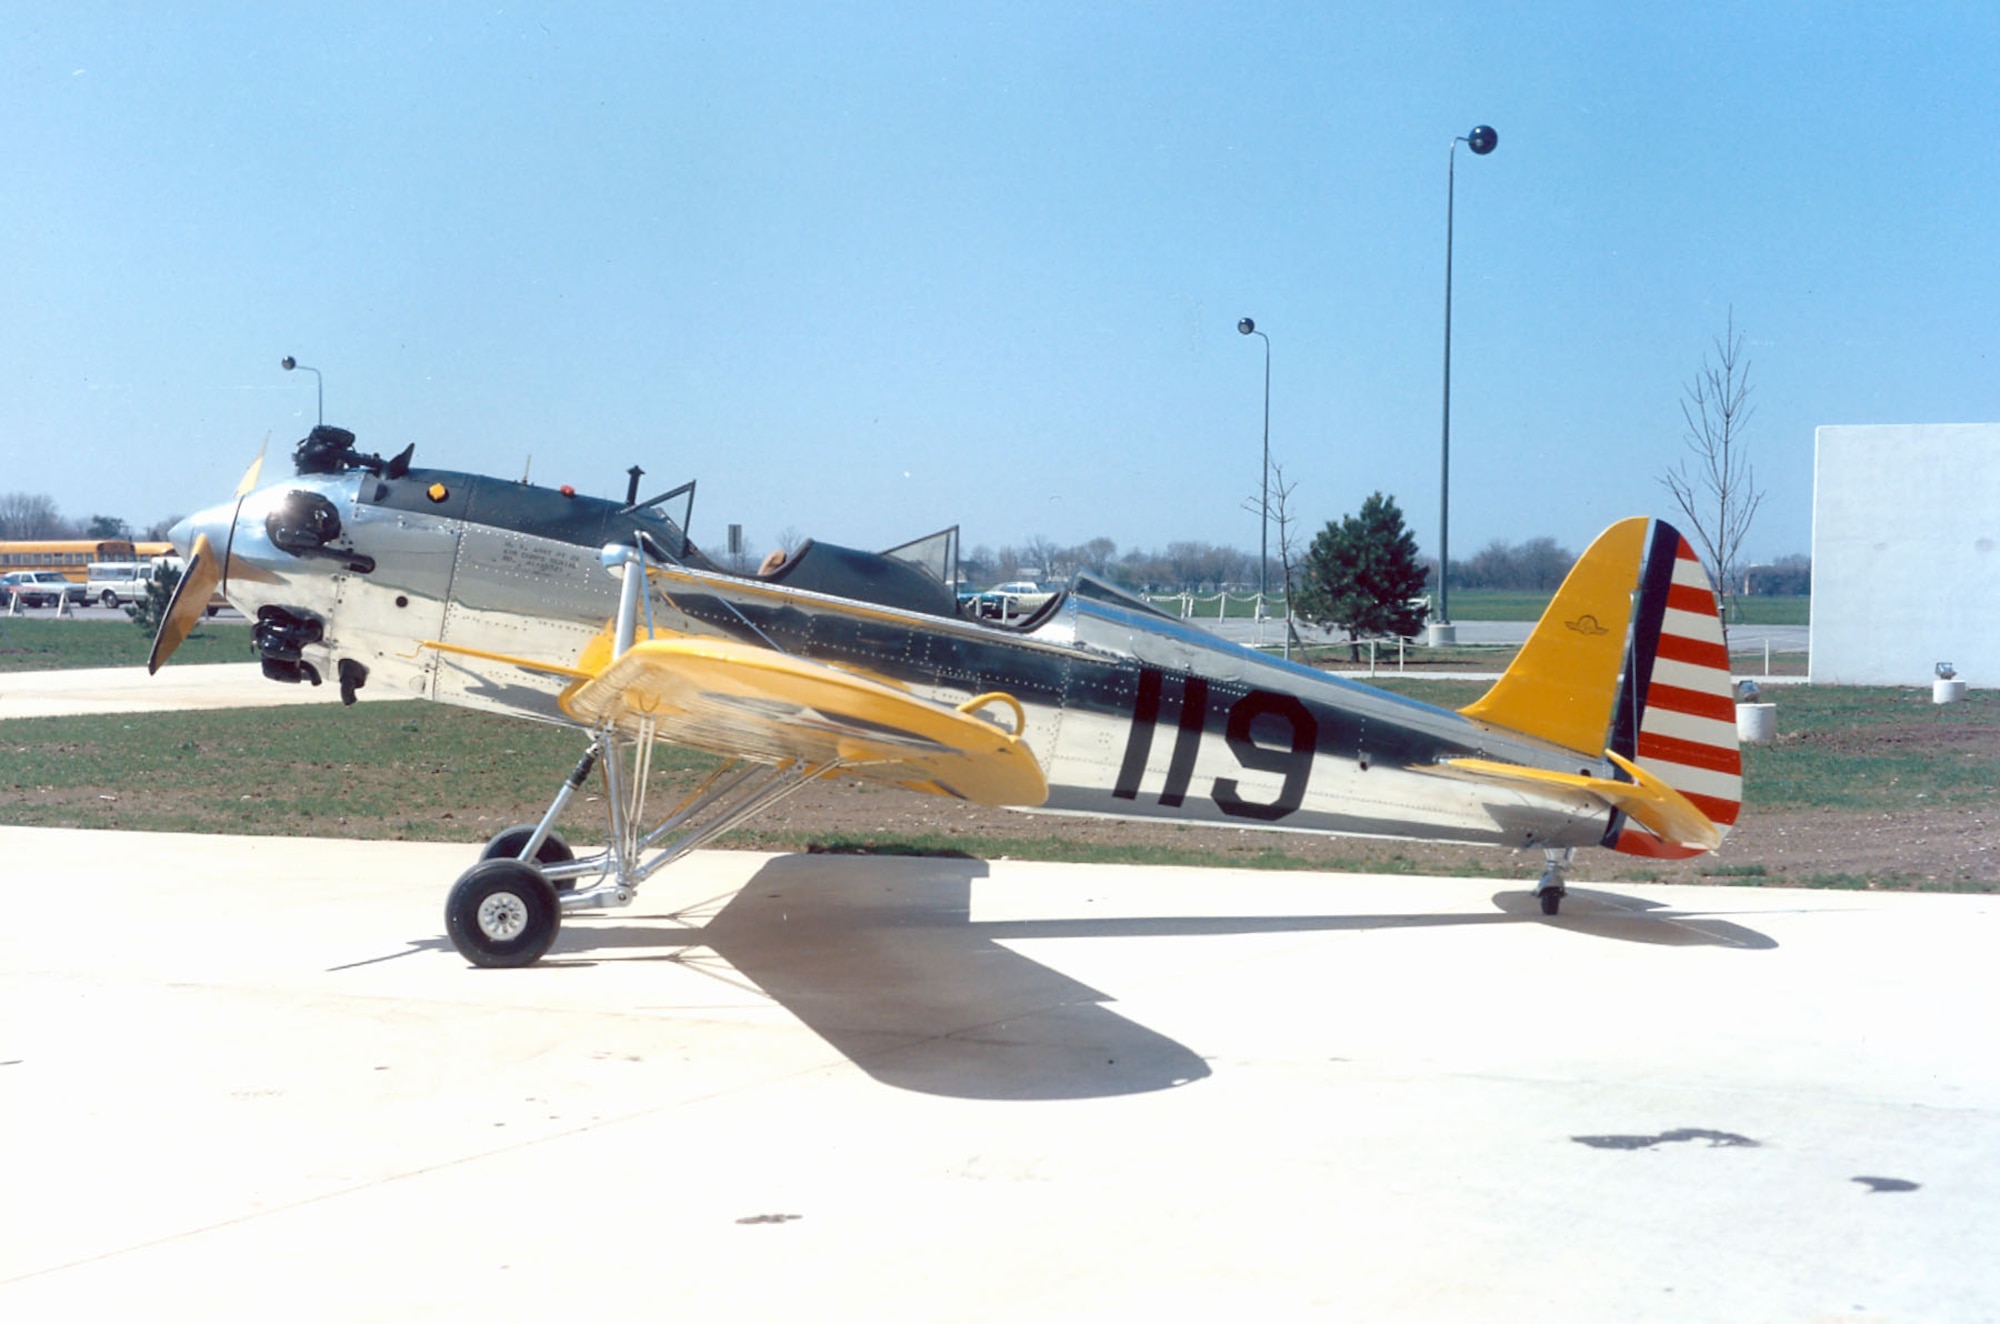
[[0, 539, 139, 582]]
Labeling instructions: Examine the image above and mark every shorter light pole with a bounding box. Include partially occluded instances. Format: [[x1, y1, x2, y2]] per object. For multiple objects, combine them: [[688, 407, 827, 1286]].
[[281, 356, 323, 426], [1237, 318, 1270, 614]]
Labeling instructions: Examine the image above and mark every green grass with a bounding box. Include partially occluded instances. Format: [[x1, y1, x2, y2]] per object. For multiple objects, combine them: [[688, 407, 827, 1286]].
[[1728, 596, 1810, 626], [1740, 685, 2000, 811], [1355, 677, 1488, 707], [0, 703, 718, 838], [1436, 591, 1809, 625], [4, 630, 1991, 889], [1359, 680, 2000, 814], [10, 680, 1989, 825], [0, 617, 253, 672], [1438, 590, 1552, 621]]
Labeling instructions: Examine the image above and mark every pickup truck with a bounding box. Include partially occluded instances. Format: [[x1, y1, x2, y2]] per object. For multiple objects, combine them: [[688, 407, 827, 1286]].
[[87, 561, 155, 607]]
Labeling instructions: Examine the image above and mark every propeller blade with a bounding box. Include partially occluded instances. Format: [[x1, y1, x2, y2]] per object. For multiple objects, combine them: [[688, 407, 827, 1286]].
[[222, 433, 267, 595], [235, 437, 267, 497], [147, 533, 224, 674]]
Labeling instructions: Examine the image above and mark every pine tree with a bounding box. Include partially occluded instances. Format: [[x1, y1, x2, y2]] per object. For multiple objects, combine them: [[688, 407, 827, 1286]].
[[125, 564, 180, 636], [1295, 492, 1429, 659]]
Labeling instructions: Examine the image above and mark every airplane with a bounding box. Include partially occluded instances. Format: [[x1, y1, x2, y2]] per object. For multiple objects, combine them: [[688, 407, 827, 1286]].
[[149, 423, 1742, 968]]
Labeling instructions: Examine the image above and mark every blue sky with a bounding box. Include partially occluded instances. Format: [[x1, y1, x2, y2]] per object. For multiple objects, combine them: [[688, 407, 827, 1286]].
[[4, 2, 1996, 568]]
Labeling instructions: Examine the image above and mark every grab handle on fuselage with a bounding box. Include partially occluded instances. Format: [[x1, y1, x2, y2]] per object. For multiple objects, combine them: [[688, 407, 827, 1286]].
[[957, 691, 1027, 737]]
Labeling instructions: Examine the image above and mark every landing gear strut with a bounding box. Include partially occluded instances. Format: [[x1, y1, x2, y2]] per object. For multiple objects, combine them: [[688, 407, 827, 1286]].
[[439, 540, 844, 968], [1537, 847, 1573, 916], [441, 722, 837, 967]]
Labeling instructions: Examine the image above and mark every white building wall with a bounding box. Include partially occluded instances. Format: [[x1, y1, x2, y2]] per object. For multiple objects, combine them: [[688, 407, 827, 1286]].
[[1811, 424, 2000, 686]]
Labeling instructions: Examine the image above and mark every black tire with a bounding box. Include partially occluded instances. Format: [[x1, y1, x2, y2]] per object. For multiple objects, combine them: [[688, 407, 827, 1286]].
[[1539, 890, 1562, 916], [101, 590, 118, 607], [445, 859, 561, 967], [481, 824, 574, 866], [480, 825, 576, 891]]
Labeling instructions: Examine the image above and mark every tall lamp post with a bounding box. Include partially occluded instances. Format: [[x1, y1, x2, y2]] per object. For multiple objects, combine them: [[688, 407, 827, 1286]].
[[1237, 318, 1270, 615], [281, 356, 323, 427], [1434, 123, 1497, 647]]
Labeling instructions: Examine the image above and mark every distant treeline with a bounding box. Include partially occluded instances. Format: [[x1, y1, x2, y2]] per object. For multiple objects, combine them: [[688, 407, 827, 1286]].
[[0, 493, 176, 544], [967, 533, 1810, 598], [1442, 537, 1577, 592], [1441, 539, 1809, 597]]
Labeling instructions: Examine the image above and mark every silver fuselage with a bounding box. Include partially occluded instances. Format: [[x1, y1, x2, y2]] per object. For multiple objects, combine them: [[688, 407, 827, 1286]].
[[179, 467, 1620, 851]]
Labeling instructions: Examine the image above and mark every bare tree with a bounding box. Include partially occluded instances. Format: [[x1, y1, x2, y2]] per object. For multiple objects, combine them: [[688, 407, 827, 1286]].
[[1021, 535, 1065, 583], [1243, 463, 1306, 647], [0, 492, 70, 539], [1070, 537, 1117, 576], [1662, 309, 1763, 622], [1267, 463, 1305, 657]]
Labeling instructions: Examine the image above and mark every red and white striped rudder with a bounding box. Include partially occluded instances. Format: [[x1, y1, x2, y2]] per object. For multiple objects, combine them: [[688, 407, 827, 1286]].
[[1604, 523, 1742, 859]]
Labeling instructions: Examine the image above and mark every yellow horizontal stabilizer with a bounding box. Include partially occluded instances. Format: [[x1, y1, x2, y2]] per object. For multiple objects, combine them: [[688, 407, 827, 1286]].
[[1444, 751, 1722, 853], [562, 637, 1048, 808]]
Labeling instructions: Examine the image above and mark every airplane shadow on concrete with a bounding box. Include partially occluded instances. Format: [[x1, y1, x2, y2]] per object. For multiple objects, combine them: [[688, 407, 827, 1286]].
[[543, 853, 1778, 1103]]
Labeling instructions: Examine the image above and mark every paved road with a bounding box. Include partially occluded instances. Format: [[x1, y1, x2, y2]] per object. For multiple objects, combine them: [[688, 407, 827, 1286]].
[[1, 827, 1992, 1321], [0, 662, 348, 718], [2, 600, 247, 623]]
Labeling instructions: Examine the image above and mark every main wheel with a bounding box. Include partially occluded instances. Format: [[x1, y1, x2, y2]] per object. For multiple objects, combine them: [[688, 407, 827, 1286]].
[[480, 825, 576, 891], [445, 858, 561, 967], [481, 825, 574, 866], [1539, 889, 1563, 916], [101, 590, 119, 607]]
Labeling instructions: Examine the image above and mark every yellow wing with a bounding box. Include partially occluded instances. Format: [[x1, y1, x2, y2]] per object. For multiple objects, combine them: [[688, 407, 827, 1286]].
[[549, 637, 1047, 808]]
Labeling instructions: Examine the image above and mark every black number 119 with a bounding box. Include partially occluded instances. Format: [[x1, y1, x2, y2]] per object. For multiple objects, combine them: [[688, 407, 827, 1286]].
[[1111, 667, 1317, 821]]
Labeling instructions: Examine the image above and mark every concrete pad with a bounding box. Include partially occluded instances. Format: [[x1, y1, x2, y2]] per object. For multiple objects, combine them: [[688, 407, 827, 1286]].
[[2, 825, 1994, 1320], [0, 662, 355, 718]]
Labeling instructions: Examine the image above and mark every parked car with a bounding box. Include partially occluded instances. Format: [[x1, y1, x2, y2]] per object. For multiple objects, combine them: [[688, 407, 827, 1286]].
[[2, 570, 88, 608], [971, 580, 1055, 621]]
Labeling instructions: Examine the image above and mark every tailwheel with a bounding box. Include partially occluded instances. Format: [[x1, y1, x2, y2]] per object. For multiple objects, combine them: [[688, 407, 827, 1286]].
[[1536, 846, 1573, 917], [446, 858, 561, 967]]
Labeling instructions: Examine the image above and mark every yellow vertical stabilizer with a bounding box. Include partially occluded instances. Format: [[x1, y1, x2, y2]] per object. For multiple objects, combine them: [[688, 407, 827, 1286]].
[[1457, 516, 1649, 755]]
